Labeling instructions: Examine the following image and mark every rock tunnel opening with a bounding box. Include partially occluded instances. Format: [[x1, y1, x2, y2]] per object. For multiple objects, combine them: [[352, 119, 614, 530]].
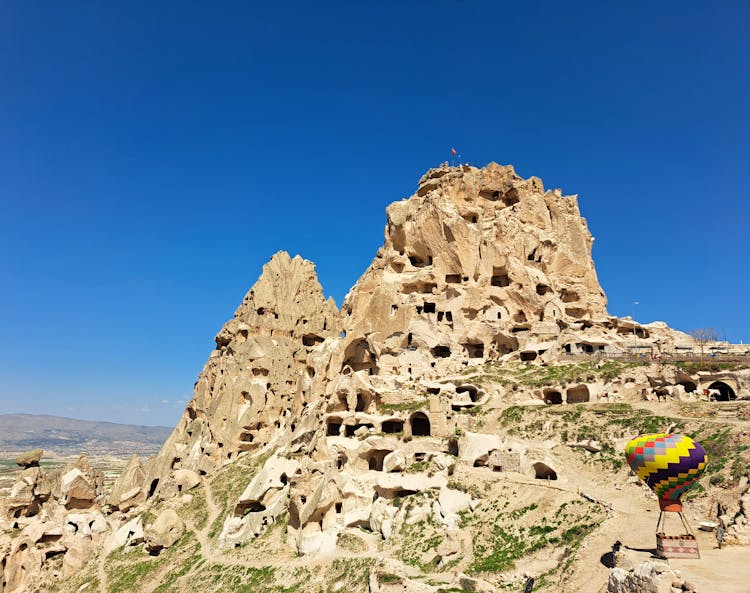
[[343, 339, 377, 375], [365, 451, 389, 471], [536, 284, 551, 296], [543, 389, 563, 405], [462, 342, 484, 359], [708, 381, 736, 401], [302, 334, 324, 347], [235, 500, 266, 516], [355, 392, 372, 412], [408, 254, 432, 268], [533, 462, 557, 480], [382, 419, 404, 434], [431, 345, 451, 358], [410, 412, 431, 436], [326, 418, 342, 436], [491, 267, 510, 287], [566, 385, 590, 404]]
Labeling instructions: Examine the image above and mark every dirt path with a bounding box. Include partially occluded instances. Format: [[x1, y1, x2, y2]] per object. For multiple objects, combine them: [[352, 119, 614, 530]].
[[195, 477, 220, 557], [631, 399, 744, 426], [96, 549, 109, 593]]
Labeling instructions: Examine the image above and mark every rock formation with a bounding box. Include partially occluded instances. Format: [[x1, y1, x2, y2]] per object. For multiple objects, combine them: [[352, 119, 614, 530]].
[[0, 453, 106, 591], [136, 163, 743, 558], [2, 163, 749, 593]]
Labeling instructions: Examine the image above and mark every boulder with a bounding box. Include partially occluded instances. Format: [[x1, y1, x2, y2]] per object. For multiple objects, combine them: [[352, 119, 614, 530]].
[[105, 517, 144, 553], [144, 509, 184, 553], [60, 468, 97, 509], [15, 449, 43, 468], [607, 561, 677, 593], [383, 450, 407, 473], [173, 469, 201, 492]]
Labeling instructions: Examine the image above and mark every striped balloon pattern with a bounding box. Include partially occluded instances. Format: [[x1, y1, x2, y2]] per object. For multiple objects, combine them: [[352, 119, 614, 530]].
[[625, 434, 708, 501]]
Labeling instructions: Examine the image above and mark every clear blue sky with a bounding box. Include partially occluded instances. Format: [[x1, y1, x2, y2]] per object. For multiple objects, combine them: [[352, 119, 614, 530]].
[[1, 2, 748, 427]]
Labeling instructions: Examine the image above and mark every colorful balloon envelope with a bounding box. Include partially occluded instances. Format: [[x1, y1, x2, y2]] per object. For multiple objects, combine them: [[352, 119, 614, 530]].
[[625, 433, 707, 511]]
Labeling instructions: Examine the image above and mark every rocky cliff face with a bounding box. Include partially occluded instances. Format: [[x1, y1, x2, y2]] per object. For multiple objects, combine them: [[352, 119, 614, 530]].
[[135, 163, 708, 555], [144, 163, 618, 499], [340, 162, 608, 377]]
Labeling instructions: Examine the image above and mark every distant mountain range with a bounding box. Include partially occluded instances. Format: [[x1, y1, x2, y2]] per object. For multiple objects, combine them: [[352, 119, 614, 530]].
[[0, 414, 171, 456]]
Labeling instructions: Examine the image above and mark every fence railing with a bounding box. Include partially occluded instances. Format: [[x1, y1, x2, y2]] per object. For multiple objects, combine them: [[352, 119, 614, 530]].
[[561, 352, 750, 364]]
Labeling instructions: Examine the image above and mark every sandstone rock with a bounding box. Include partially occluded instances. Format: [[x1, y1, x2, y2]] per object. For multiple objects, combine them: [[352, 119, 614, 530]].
[[143, 251, 343, 498], [66, 511, 108, 537], [60, 468, 97, 510], [105, 516, 144, 553], [382, 450, 407, 473], [6, 466, 51, 519], [0, 160, 741, 593], [437, 487, 471, 529], [61, 536, 95, 578], [297, 525, 336, 556], [608, 561, 677, 593], [15, 449, 43, 468], [144, 509, 184, 553], [456, 573, 499, 593], [108, 455, 146, 511], [110, 163, 729, 569], [173, 469, 200, 492]]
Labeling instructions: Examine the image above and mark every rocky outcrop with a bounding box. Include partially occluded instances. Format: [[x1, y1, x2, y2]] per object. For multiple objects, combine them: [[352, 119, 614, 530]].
[[15, 449, 43, 468], [607, 560, 698, 593], [144, 509, 184, 553], [0, 453, 106, 592], [339, 163, 608, 378], [4, 162, 746, 593], [138, 163, 732, 557], [142, 251, 342, 499], [107, 455, 146, 512]]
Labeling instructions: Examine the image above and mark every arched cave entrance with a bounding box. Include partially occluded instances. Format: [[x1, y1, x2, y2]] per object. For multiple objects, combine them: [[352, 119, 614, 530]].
[[566, 384, 590, 404], [365, 450, 389, 472], [342, 339, 377, 375], [533, 462, 557, 480], [410, 412, 431, 437], [708, 381, 736, 401], [543, 389, 563, 405]]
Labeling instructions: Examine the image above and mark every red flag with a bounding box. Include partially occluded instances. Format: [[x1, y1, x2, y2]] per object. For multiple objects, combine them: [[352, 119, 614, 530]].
[[451, 148, 457, 156]]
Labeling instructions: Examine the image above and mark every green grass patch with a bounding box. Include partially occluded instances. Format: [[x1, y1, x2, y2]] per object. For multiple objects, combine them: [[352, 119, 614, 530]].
[[379, 400, 427, 412]]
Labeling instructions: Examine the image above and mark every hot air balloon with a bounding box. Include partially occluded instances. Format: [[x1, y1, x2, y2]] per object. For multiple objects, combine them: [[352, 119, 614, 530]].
[[625, 433, 708, 559]]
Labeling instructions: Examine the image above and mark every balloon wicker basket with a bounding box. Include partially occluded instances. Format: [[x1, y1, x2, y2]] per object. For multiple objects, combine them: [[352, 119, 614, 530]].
[[655, 509, 701, 560]]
